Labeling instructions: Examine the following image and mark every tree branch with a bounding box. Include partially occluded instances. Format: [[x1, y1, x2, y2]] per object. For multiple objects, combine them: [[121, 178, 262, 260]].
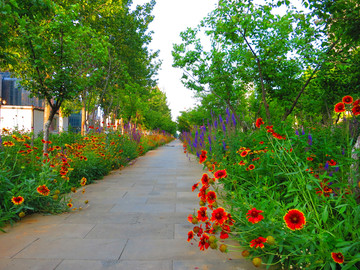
[[282, 39, 340, 121]]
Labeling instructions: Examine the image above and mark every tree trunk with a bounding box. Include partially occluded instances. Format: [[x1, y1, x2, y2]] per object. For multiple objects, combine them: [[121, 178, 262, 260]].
[[256, 59, 271, 124], [43, 105, 57, 154]]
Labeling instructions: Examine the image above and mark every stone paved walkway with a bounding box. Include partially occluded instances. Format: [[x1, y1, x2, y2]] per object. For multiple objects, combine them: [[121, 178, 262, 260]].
[[0, 139, 259, 270]]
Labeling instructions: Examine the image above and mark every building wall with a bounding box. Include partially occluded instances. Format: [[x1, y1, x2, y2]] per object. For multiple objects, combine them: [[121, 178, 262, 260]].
[[0, 106, 33, 133], [0, 106, 68, 135], [33, 109, 44, 135]]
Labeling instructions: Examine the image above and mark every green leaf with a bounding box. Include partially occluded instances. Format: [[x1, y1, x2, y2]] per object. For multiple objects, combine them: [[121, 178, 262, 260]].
[[322, 205, 328, 223]]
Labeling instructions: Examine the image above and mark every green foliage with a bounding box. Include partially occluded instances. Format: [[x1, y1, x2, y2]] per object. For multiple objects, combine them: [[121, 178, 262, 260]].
[[182, 100, 360, 269]]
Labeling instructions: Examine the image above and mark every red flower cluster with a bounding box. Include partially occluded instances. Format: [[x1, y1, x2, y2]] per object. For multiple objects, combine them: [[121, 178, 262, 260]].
[[335, 95, 360, 116], [265, 125, 286, 140], [255, 118, 264, 128], [188, 167, 235, 252], [199, 150, 207, 164]]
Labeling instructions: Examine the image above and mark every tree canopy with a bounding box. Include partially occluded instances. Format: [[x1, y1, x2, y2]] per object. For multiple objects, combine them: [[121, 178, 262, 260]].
[[173, 0, 360, 129]]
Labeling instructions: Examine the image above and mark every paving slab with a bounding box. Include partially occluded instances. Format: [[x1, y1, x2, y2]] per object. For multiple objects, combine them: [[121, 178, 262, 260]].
[[0, 258, 61, 270], [0, 139, 260, 270], [56, 259, 172, 270], [14, 238, 127, 260]]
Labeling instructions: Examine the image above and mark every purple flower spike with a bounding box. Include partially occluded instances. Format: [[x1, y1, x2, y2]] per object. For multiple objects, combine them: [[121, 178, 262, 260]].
[[295, 130, 299, 136], [302, 128, 305, 135], [335, 167, 339, 172], [219, 115, 223, 124], [223, 141, 226, 150], [324, 162, 329, 170], [232, 114, 237, 126], [342, 148, 345, 155], [222, 123, 226, 133], [308, 134, 313, 145]]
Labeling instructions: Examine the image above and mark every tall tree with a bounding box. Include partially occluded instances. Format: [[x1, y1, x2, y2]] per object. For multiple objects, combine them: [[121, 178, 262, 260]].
[[1, 1, 109, 152]]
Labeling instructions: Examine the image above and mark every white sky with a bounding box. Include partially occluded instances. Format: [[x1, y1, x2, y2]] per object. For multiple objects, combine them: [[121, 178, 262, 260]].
[[131, 0, 218, 121]]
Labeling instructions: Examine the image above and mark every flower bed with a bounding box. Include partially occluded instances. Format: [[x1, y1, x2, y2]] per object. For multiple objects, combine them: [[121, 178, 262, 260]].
[[182, 97, 360, 269], [0, 126, 173, 229]]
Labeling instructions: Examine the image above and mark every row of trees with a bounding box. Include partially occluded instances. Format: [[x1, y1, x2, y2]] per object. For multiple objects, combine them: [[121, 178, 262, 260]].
[[173, 0, 360, 131], [0, 0, 176, 150]]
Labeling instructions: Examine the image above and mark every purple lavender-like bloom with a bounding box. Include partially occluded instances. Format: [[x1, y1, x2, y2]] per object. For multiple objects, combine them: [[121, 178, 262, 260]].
[[295, 130, 299, 136], [302, 128, 305, 135], [222, 123, 226, 133], [209, 146, 212, 152], [214, 120, 218, 129], [226, 107, 230, 118], [226, 115, 229, 124], [342, 148, 345, 155], [308, 134, 313, 145], [223, 141, 226, 150], [335, 167, 339, 172], [324, 162, 329, 170], [219, 115, 223, 124], [208, 135, 212, 144], [329, 172, 333, 177], [231, 113, 237, 126]]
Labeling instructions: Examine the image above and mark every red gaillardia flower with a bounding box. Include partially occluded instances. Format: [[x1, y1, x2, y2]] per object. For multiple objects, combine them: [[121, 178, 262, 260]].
[[192, 182, 199, 191], [307, 157, 313, 161], [250, 237, 267, 249], [198, 186, 207, 202], [80, 177, 87, 186], [220, 230, 229, 239], [37, 185, 50, 196], [3, 141, 15, 147], [240, 150, 249, 157], [201, 173, 210, 187], [67, 203, 73, 208], [187, 231, 194, 242], [247, 164, 255, 171], [206, 190, 217, 205], [197, 207, 209, 222], [334, 102, 346, 113], [283, 209, 306, 230], [11, 196, 24, 205], [255, 118, 264, 128], [331, 252, 344, 264], [211, 207, 228, 225], [328, 159, 337, 166], [353, 99, 360, 107], [199, 233, 210, 251], [352, 105, 360, 116], [342, 95, 353, 104], [199, 150, 207, 164], [214, 169, 227, 179], [246, 208, 264, 224], [238, 160, 245, 166]]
